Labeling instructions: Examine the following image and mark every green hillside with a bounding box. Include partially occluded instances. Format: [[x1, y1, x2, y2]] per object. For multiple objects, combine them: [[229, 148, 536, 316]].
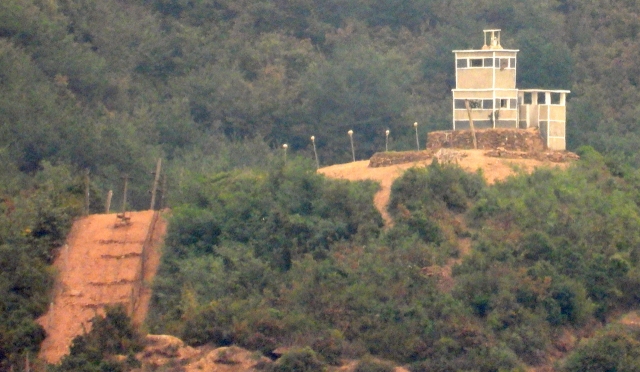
[[139, 152, 640, 371], [2, 0, 640, 370], [1, 0, 640, 176]]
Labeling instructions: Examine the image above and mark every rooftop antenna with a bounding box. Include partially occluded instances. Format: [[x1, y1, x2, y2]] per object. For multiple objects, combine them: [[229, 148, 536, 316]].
[[482, 29, 502, 50]]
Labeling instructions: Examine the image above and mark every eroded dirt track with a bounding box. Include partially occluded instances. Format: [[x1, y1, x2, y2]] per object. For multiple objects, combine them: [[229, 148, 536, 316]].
[[37, 210, 167, 364]]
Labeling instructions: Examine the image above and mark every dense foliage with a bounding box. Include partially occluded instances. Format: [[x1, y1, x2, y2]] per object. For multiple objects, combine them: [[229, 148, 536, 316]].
[[2, 0, 640, 369], [0, 164, 86, 370], [53, 305, 144, 372], [561, 325, 640, 372], [148, 152, 640, 370], [2, 0, 640, 180]]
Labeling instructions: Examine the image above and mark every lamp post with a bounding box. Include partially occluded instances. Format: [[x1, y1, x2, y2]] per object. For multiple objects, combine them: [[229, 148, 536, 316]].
[[414, 122, 419, 151], [283, 144, 288, 164], [311, 136, 319, 169], [348, 130, 355, 162], [385, 129, 390, 152]]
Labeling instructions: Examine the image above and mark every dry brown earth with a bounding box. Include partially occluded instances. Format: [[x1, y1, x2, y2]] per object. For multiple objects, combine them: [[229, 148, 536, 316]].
[[37, 210, 167, 364]]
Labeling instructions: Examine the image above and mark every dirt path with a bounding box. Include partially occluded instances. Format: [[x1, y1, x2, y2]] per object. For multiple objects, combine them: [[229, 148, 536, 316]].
[[37, 210, 167, 364], [318, 150, 572, 225], [319, 160, 406, 224]]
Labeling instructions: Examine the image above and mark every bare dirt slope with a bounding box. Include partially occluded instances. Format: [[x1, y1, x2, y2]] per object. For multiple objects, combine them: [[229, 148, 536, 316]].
[[319, 149, 573, 224], [37, 210, 167, 365]]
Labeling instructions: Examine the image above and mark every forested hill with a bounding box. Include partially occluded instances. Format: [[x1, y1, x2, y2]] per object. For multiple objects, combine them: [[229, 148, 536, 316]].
[[2, 0, 640, 188], [3, 0, 640, 370]]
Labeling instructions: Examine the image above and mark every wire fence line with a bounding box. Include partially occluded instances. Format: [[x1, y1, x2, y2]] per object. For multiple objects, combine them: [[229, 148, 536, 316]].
[[129, 209, 161, 318]]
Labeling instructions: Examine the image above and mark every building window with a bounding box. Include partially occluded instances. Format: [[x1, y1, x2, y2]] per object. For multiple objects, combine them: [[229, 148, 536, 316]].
[[469, 99, 482, 108], [538, 92, 546, 104], [494, 58, 515, 70], [498, 58, 509, 70], [493, 98, 517, 109], [523, 92, 532, 104], [458, 58, 507, 68], [455, 99, 486, 109], [551, 93, 561, 105]]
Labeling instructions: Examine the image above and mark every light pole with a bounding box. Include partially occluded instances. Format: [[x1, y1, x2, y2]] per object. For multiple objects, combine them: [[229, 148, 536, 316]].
[[385, 129, 390, 152], [414, 122, 419, 151], [348, 130, 355, 162], [283, 144, 288, 164], [311, 136, 319, 169]]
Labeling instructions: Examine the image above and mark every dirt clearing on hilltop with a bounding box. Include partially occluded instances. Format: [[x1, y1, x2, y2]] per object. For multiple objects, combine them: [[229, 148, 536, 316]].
[[319, 149, 575, 224]]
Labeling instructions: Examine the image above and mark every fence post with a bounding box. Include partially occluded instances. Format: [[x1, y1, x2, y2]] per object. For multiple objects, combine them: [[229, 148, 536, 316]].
[[84, 169, 90, 215], [120, 175, 129, 215], [150, 158, 162, 211], [48, 302, 54, 329], [105, 190, 113, 214], [159, 173, 167, 210]]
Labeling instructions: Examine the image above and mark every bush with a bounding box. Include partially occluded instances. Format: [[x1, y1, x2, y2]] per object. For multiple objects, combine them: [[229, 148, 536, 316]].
[[561, 326, 640, 372], [54, 305, 143, 372], [544, 280, 592, 326], [268, 347, 326, 372], [311, 330, 343, 365], [242, 332, 277, 356], [180, 308, 233, 347], [354, 357, 395, 372], [389, 160, 486, 215]]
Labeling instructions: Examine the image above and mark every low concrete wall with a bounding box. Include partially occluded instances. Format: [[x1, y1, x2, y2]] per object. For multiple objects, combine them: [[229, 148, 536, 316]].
[[427, 128, 546, 152]]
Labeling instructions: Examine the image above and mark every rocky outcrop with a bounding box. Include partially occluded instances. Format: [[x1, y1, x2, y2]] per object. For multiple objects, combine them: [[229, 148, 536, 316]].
[[134, 335, 272, 372]]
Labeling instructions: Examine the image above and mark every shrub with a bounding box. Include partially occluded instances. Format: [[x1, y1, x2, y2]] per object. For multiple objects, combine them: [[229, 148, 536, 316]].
[[54, 305, 143, 372], [242, 332, 277, 356], [354, 357, 395, 372], [268, 347, 326, 372], [311, 330, 343, 365], [389, 160, 486, 215], [561, 326, 640, 372], [180, 308, 233, 347], [544, 280, 592, 326]]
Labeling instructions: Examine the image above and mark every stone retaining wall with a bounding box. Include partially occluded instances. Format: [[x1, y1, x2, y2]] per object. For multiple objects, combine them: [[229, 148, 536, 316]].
[[483, 149, 580, 163], [368, 128, 578, 168], [426, 128, 546, 152], [369, 149, 437, 168]]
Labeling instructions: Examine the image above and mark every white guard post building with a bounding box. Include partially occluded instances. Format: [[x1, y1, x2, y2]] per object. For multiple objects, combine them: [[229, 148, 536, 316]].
[[451, 29, 570, 150]]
